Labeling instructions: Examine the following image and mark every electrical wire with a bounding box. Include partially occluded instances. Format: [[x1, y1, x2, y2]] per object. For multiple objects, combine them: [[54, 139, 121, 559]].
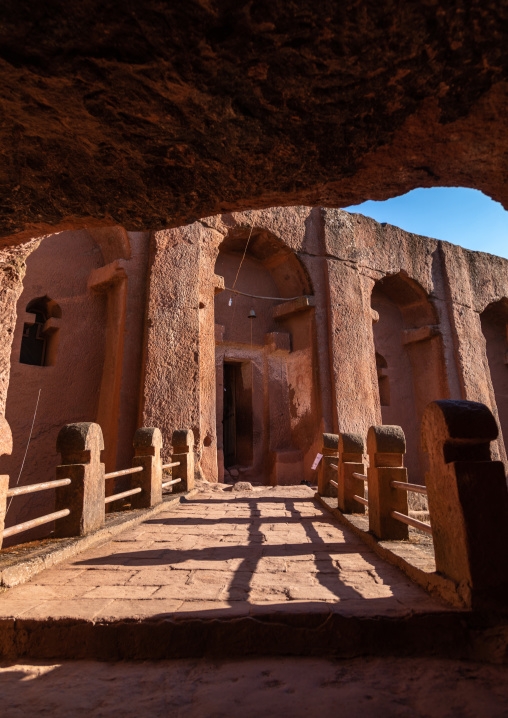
[[225, 287, 306, 302], [5, 388, 41, 516], [231, 226, 254, 292]]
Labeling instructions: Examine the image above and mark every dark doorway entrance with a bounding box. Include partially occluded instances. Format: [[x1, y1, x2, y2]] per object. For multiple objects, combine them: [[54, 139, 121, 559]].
[[223, 362, 237, 468], [223, 361, 253, 469]]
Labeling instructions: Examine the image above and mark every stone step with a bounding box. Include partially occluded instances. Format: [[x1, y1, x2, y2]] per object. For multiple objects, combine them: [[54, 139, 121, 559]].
[[1, 604, 507, 663]]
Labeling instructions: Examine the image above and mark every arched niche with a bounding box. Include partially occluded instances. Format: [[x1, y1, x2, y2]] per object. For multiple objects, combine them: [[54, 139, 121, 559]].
[[20, 296, 62, 367], [214, 227, 320, 486], [371, 271, 449, 486], [216, 227, 312, 298], [480, 298, 508, 454]]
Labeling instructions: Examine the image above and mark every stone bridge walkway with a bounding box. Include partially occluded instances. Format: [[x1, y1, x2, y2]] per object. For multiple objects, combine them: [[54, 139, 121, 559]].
[[2, 485, 507, 715], [0, 485, 445, 627]]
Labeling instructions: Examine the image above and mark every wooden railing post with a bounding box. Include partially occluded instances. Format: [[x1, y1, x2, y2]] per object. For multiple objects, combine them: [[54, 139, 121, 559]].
[[422, 400, 508, 606], [171, 429, 195, 492], [317, 433, 339, 497], [337, 432, 365, 513], [367, 425, 409, 540], [0, 417, 13, 549], [55, 422, 105, 537], [130, 427, 163, 508]]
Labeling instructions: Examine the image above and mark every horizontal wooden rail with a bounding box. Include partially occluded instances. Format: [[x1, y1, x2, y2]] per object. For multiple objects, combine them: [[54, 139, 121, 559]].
[[353, 494, 368, 506], [7, 478, 71, 497], [162, 462, 181, 470], [104, 487, 142, 504], [105, 466, 144, 480], [329, 464, 338, 470], [329, 479, 338, 488], [391, 480, 427, 495], [391, 510, 432, 535], [162, 478, 182, 489], [352, 472, 367, 481], [3, 509, 71, 539]]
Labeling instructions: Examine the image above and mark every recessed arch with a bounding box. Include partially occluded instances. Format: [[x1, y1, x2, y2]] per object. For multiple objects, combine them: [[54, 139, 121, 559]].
[[374, 272, 437, 328], [214, 226, 319, 486], [26, 295, 62, 320], [371, 271, 448, 486], [216, 227, 313, 299]]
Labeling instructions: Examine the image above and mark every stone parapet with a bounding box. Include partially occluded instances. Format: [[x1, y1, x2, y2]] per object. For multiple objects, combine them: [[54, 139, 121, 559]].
[[367, 425, 409, 540], [422, 400, 508, 607], [337, 432, 366, 514]]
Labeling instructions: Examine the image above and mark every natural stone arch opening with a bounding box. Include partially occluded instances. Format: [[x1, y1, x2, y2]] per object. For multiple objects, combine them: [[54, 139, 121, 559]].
[[480, 298, 508, 456], [213, 227, 321, 485], [1, 2, 507, 244], [371, 271, 449, 486]]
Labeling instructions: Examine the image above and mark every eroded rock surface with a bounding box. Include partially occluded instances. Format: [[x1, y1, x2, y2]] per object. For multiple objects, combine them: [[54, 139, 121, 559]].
[[1, 1, 507, 243], [0, 240, 40, 413]]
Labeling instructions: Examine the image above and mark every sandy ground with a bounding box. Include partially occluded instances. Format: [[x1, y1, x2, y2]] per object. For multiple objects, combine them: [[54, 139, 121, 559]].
[[1, 656, 507, 718]]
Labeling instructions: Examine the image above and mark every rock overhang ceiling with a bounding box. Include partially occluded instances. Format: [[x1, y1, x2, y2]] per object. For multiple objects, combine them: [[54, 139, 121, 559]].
[[1, 0, 507, 245]]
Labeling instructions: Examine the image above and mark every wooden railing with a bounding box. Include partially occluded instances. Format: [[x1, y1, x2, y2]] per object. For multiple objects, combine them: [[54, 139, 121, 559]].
[[317, 400, 508, 607], [3, 477, 72, 539], [0, 422, 195, 550], [161, 462, 181, 490], [389, 480, 431, 535], [105, 466, 144, 505]]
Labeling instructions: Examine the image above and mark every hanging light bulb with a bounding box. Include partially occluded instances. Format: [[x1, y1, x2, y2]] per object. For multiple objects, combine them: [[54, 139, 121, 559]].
[[248, 308, 256, 348]]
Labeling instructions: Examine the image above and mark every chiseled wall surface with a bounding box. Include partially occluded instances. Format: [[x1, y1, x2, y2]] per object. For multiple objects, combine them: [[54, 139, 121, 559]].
[[114, 232, 151, 470], [142, 210, 328, 484], [0, 229, 150, 538], [142, 207, 508, 484], [0, 230, 107, 534], [437, 242, 508, 462], [0, 239, 41, 417], [140, 223, 219, 474], [322, 208, 508, 465], [2, 207, 506, 513], [481, 305, 508, 452]]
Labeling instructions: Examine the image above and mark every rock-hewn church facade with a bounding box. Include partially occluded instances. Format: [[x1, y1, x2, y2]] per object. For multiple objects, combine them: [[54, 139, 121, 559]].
[[2, 207, 508, 535]]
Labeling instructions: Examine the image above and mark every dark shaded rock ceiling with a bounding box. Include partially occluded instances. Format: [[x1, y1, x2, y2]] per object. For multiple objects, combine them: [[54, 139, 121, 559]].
[[1, 0, 507, 244]]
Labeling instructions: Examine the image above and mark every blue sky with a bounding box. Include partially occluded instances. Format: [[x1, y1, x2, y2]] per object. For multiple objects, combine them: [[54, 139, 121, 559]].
[[342, 188, 508, 259]]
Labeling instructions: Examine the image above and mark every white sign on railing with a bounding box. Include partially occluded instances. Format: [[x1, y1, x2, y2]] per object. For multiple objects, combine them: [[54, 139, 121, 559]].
[[311, 453, 323, 470]]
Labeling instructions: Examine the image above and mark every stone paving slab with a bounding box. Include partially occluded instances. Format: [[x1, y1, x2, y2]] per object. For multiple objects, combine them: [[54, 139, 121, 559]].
[[315, 494, 468, 607], [0, 486, 448, 624], [0, 492, 195, 588], [6, 487, 503, 661]]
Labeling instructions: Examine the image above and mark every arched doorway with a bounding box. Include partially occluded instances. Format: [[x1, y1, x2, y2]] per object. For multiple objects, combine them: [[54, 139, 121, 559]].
[[214, 228, 321, 485], [371, 272, 449, 485]]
